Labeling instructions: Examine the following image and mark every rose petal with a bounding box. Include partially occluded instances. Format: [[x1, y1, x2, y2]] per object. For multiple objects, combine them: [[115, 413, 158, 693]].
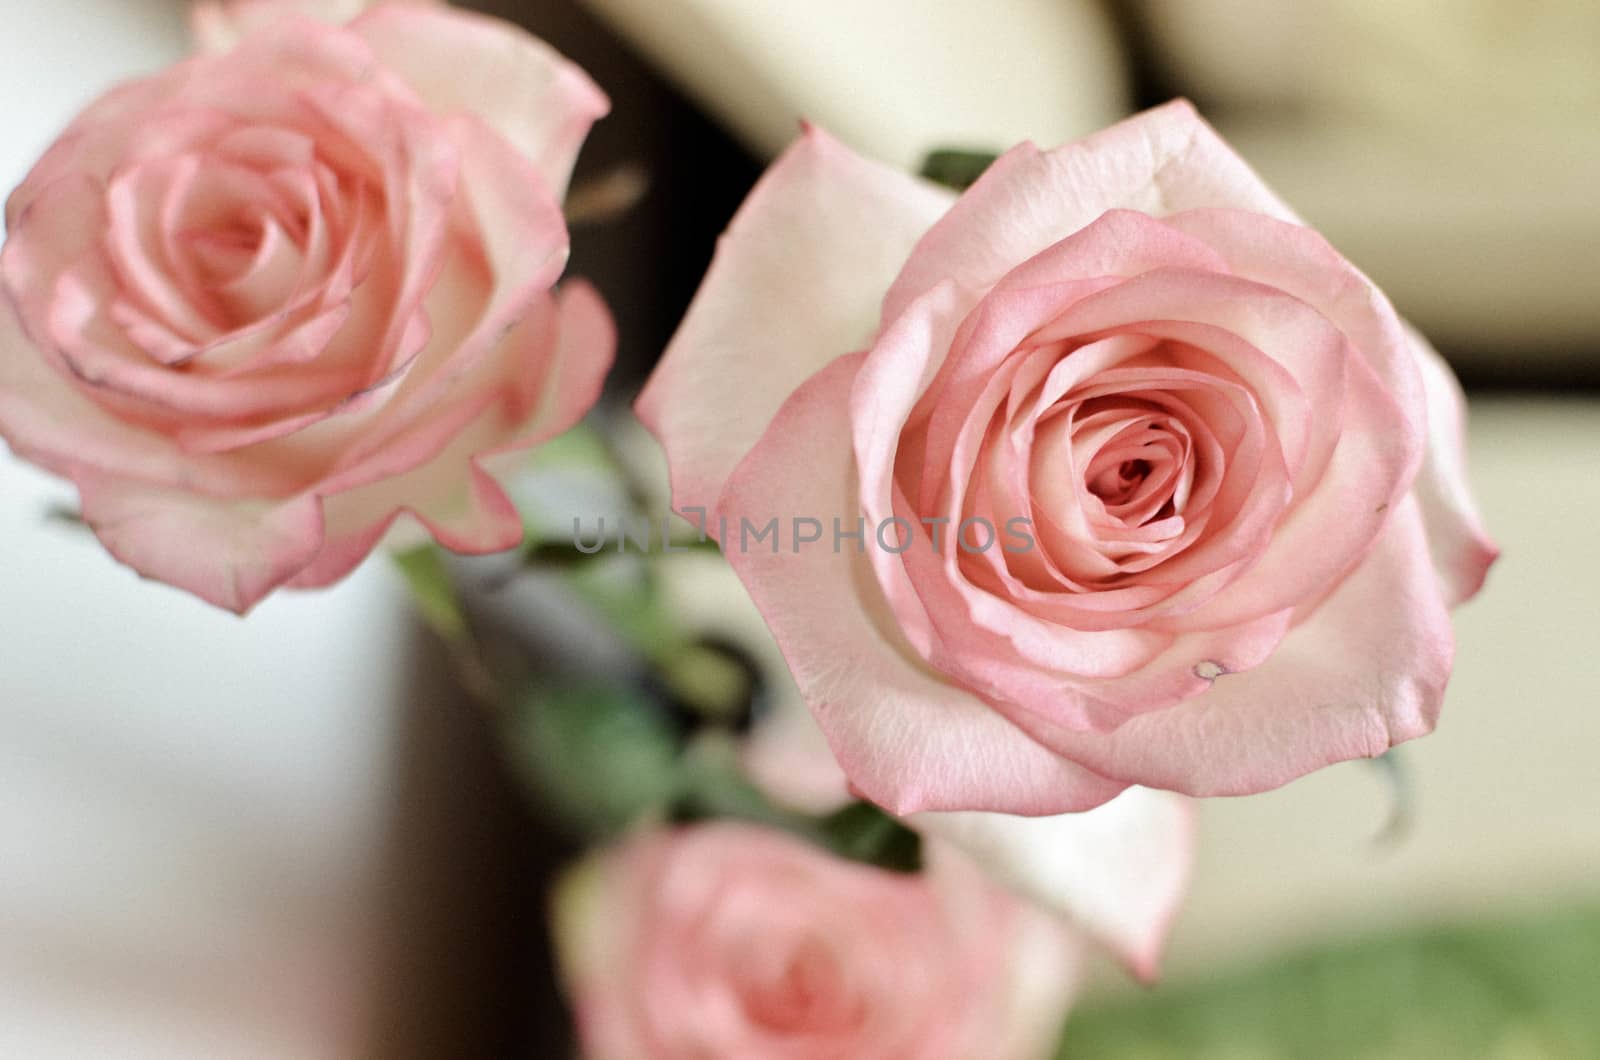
[[1406, 325, 1499, 606], [0, 294, 304, 499], [350, 4, 608, 195], [4, 78, 185, 229], [190, 0, 444, 54], [717, 353, 1129, 815], [1164, 208, 1425, 442], [913, 787, 1195, 982], [1013, 494, 1454, 795], [301, 109, 568, 475], [75, 475, 325, 615], [638, 125, 954, 522], [293, 281, 614, 587], [882, 99, 1297, 323]]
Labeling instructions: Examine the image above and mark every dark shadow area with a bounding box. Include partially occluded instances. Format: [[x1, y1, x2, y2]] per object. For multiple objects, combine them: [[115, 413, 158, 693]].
[[361, 621, 581, 1059], [468, 0, 764, 389]]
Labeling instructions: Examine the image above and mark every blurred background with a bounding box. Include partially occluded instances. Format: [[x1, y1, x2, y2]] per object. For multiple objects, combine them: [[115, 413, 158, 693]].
[[1, 0, 1596, 1056]]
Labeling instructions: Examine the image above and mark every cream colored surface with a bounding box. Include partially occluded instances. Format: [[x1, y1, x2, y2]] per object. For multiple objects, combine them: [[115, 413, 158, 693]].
[[601, 0, 1598, 356], [1137, 0, 1600, 119], [1137, 0, 1600, 356], [579, 0, 1130, 170], [1213, 119, 1600, 353], [1138, 398, 1600, 988]]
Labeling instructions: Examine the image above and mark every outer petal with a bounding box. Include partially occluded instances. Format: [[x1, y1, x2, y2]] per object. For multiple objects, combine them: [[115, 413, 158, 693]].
[[913, 788, 1194, 983], [1016, 494, 1454, 796], [983, 897, 1086, 1060], [923, 844, 1087, 1060], [191, 0, 440, 55], [349, 4, 608, 195], [1407, 325, 1499, 606], [289, 108, 570, 488], [739, 643, 1193, 982], [0, 292, 300, 499], [75, 477, 325, 615], [717, 354, 1128, 816], [883, 98, 1297, 323], [550, 853, 638, 1060], [293, 280, 614, 588], [638, 126, 953, 520]]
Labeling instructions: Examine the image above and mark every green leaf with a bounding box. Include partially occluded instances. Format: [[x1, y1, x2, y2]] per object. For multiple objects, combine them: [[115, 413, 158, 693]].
[[919, 148, 1001, 191], [658, 641, 757, 727], [817, 801, 923, 875], [1057, 902, 1600, 1059], [667, 754, 800, 832], [668, 749, 923, 875], [509, 680, 682, 838], [46, 503, 86, 529], [392, 545, 468, 643], [524, 419, 617, 475], [563, 556, 680, 666]]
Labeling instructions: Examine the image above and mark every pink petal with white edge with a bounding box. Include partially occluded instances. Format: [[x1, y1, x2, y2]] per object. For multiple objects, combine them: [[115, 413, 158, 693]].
[[638, 126, 954, 522], [717, 354, 1128, 816], [75, 476, 325, 615], [981, 894, 1087, 1060], [917, 843, 1088, 1060], [350, 4, 608, 196], [1015, 494, 1454, 796], [292, 281, 614, 589], [0, 292, 304, 500], [914, 787, 1195, 982], [1163, 209, 1424, 437], [1407, 325, 1499, 606], [741, 667, 1191, 981], [882, 99, 1297, 324], [191, 2, 445, 54], [288, 109, 571, 483]]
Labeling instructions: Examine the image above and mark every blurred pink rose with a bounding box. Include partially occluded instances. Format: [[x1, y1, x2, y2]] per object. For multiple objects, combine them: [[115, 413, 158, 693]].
[[742, 680, 1194, 981], [653, 551, 1195, 982], [0, 8, 612, 612], [191, 0, 440, 53], [639, 101, 1498, 815], [554, 822, 1082, 1060]]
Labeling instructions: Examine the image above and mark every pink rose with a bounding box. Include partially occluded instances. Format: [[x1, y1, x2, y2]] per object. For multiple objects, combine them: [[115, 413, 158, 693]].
[[638, 102, 1498, 814], [0, 8, 612, 613], [669, 548, 1196, 982], [742, 692, 1194, 982], [554, 823, 1082, 1060], [191, 0, 441, 54]]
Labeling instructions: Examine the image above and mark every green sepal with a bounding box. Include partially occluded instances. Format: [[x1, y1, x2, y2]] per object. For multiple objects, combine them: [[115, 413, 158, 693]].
[[668, 743, 924, 875], [393, 544, 468, 643], [919, 147, 1001, 191]]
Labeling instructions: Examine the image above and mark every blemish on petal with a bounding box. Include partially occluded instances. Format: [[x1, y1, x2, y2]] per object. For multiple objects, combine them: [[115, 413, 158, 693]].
[[1194, 660, 1227, 681]]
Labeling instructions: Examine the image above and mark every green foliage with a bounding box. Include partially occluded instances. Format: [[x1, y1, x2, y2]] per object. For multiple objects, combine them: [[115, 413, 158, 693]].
[[393, 545, 468, 643], [511, 683, 924, 876], [1058, 902, 1600, 1059], [667, 750, 924, 875], [510, 681, 683, 837], [816, 801, 922, 875], [394, 426, 924, 876], [919, 147, 1001, 191], [523, 419, 618, 477]]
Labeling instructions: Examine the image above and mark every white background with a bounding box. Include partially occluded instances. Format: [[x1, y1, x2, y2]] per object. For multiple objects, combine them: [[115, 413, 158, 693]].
[[0, 3, 413, 1056]]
